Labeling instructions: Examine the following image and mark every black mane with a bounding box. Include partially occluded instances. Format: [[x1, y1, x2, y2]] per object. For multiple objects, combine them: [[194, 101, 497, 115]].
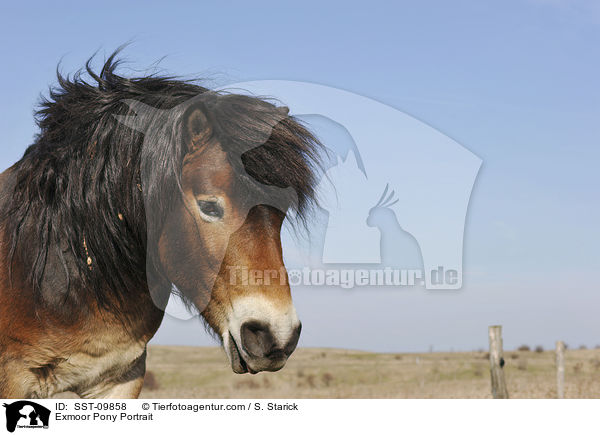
[[3, 51, 322, 312]]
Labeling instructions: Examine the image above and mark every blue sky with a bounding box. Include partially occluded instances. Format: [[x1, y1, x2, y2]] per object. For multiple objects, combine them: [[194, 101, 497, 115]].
[[1, 0, 599, 352]]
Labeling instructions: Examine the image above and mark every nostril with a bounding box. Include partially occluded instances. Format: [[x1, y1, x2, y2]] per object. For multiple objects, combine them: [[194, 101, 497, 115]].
[[240, 320, 302, 360], [284, 322, 302, 356], [240, 320, 275, 358]]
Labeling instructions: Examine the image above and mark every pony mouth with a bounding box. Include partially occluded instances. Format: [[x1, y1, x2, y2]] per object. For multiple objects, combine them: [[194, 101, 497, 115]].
[[227, 332, 256, 374]]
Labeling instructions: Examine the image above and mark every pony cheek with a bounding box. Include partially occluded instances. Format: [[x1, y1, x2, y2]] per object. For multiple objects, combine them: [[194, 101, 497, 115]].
[[156, 210, 230, 311]]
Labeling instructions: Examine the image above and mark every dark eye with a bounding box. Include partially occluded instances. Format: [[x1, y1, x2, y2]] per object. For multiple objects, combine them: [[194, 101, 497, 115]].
[[197, 200, 224, 219]]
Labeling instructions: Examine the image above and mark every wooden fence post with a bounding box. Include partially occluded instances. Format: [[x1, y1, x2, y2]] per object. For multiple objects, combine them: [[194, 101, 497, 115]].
[[556, 341, 565, 399], [488, 325, 509, 398]]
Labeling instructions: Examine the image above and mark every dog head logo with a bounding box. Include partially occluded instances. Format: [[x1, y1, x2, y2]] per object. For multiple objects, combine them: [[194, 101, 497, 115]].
[[3, 401, 50, 432]]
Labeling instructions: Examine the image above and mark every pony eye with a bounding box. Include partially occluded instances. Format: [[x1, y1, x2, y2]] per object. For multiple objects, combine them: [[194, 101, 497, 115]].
[[197, 200, 224, 220]]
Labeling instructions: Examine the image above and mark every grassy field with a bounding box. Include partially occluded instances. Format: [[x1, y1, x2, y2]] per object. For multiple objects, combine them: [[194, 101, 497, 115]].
[[139, 345, 600, 399]]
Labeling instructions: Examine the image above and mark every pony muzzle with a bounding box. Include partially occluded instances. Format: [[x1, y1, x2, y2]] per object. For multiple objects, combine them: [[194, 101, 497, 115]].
[[222, 298, 301, 374]]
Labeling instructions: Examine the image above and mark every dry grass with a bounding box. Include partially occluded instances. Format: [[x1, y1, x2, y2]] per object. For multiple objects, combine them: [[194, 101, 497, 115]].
[[138, 345, 600, 399]]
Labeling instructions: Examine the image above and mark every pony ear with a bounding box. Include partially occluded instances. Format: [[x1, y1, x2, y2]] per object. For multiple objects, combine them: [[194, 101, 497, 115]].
[[184, 107, 213, 152]]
